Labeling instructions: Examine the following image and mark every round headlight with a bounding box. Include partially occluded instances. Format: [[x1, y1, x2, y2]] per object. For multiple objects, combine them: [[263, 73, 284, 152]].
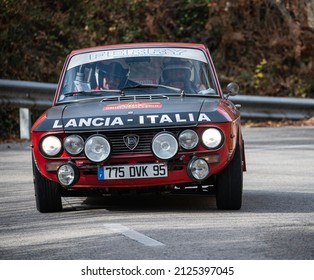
[[64, 135, 84, 155], [202, 128, 223, 149], [84, 135, 111, 163], [188, 158, 210, 181], [57, 163, 79, 186], [41, 136, 62, 156], [152, 132, 178, 160], [179, 129, 199, 150]]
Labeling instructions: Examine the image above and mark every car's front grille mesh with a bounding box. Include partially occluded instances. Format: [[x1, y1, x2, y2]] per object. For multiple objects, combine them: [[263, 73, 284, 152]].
[[108, 131, 151, 154], [94, 128, 180, 154]]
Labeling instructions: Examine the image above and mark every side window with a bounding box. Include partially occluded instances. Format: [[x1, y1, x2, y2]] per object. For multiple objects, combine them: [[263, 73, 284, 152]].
[[196, 62, 216, 94], [60, 68, 76, 98]]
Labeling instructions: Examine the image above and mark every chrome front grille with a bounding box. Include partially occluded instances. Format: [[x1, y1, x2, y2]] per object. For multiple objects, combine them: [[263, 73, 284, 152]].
[[105, 128, 180, 154]]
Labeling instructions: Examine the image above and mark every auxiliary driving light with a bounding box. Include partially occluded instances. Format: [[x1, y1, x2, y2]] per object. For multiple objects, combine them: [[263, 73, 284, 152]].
[[188, 158, 210, 181], [84, 135, 111, 163], [152, 132, 178, 160], [64, 135, 84, 155], [179, 129, 199, 150], [57, 163, 79, 186]]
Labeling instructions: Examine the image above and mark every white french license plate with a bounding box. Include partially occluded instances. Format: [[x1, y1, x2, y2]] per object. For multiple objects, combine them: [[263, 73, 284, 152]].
[[98, 163, 168, 180]]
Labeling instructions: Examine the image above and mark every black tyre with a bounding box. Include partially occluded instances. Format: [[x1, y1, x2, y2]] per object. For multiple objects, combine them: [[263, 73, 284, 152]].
[[216, 143, 243, 210], [32, 157, 62, 212]]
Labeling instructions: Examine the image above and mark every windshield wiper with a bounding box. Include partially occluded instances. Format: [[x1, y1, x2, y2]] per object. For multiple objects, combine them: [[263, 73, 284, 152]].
[[121, 84, 182, 93], [63, 89, 121, 97], [121, 84, 158, 90], [63, 90, 101, 97]]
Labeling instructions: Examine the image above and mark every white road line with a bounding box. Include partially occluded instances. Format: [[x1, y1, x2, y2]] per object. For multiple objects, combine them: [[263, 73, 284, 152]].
[[104, 223, 165, 247]]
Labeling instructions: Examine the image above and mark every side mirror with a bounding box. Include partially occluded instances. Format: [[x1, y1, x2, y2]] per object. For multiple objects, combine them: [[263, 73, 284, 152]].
[[225, 82, 239, 98]]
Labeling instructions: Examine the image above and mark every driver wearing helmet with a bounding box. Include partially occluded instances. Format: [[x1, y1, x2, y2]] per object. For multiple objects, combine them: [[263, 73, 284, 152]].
[[161, 59, 196, 93], [97, 61, 129, 90]]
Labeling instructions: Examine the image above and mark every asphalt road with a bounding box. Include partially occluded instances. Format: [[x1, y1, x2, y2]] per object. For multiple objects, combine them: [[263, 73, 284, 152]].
[[0, 126, 313, 260]]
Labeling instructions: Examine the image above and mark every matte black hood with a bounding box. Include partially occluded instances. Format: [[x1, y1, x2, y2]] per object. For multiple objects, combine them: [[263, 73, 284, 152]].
[[34, 96, 229, 131]]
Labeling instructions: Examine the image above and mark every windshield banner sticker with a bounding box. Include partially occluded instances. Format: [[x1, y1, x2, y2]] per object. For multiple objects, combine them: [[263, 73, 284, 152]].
[[68, 48, 207, 69]]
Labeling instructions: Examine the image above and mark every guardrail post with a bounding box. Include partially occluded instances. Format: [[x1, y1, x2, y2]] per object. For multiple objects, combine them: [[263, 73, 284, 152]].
[[19, 108, 30, 139]]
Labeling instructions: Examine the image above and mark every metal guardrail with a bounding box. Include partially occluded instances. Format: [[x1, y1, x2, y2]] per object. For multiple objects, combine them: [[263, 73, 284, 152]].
[[0, 79, 56, 109], [1, 79, 314, 139], [231, 95, 314, 120]]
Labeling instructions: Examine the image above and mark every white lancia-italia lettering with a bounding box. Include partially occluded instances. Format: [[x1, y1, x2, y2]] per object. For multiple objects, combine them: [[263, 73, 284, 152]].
[[65, 119, 77, 128], [160, 115, 173, 123], [50, 112, 212, 129], [175, 114, 187, 122], [146, 115, 159, 124], [79, 118, 92, 127], [111, 117, 123, 126], [92, 118, 104, 126], [53, 120, 62, 129], [198, 113, 211, 122], [105, 118, 111, 126]]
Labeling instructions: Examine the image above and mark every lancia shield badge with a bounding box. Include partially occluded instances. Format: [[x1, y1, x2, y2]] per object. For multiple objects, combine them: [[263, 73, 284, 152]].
[[123, 134, 140, 150]]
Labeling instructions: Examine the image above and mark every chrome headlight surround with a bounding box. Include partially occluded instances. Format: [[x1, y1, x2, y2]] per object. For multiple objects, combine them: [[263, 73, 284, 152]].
[[152, 132, 178, 160], [40, 135, 62, 157], [202, 128, 223, 149], [84, 135, 111, 163], [179, 129, 199, 150], [63, 135, 84, 155]]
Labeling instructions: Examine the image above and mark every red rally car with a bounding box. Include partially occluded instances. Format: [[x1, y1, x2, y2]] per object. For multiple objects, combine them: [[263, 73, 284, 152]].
[[31, 43, 246, 212]]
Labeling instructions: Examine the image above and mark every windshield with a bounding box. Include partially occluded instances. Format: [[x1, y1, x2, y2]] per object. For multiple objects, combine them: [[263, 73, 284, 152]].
[[58, 47, 218, 102]]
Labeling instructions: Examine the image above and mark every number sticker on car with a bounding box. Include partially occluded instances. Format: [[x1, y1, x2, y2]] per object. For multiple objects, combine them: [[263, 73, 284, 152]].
[[98, 164, 168, 180]]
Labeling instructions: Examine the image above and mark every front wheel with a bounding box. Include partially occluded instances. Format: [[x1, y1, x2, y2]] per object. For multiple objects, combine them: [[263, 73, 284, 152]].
[[32, 157, 62, 212], [216, 143, 243, 210]]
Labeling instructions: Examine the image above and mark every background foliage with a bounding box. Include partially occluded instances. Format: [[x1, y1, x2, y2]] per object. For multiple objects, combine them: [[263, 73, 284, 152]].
[[0, 0, 314, 139]]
